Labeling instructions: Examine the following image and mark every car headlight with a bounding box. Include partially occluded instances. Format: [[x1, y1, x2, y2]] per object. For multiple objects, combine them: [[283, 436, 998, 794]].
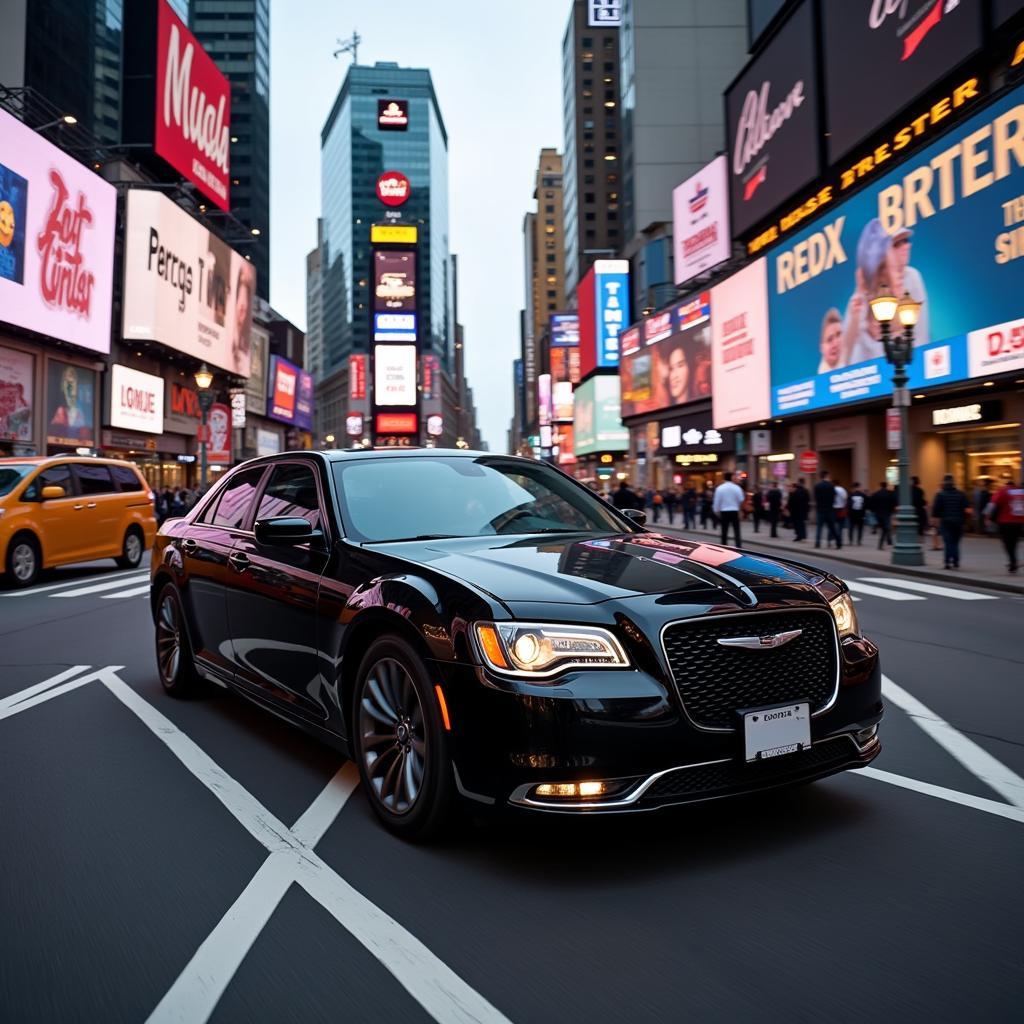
[[829, 592, 859, 638], [473, 621, 630, 678]]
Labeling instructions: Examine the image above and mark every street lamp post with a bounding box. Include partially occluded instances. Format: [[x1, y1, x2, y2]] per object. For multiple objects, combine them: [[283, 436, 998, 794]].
[[869, 291, 923, 567], [194, 364, 215, 491]]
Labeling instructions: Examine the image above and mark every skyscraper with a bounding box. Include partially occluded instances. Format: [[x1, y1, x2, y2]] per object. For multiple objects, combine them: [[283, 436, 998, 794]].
[[306, 219, 325, 385], [561, 0, 623, 307], [189, 0, 271, 299]]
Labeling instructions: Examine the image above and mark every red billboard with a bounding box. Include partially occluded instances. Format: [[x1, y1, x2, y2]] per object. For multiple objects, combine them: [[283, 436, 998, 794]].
[[376, 171, 411, 207], [577, 266, 597, 378], [349, 354, 367, 400], [155, 0, 232, 211]]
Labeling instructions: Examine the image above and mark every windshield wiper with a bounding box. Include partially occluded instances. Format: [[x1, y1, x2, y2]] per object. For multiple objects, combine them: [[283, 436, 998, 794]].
[[363, 534, 460, 544]]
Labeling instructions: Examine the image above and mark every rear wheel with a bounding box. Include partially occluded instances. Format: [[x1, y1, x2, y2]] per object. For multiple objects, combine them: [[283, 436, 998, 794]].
[[116, 526, 145, 569], [5, 533, 41, 588], [155, 583, 202, 697], [354, 636, 456, 840]]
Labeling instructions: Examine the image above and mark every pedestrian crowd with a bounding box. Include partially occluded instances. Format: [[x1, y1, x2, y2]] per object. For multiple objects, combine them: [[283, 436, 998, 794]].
[[154, 487, 200, 524]]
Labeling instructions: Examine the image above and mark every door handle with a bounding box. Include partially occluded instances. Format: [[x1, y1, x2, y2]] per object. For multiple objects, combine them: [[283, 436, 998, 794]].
[[73, 504, 84, 510], [228, 552, 251, 572], [181, 538, 198, 552], [87, 502, 97, 509]]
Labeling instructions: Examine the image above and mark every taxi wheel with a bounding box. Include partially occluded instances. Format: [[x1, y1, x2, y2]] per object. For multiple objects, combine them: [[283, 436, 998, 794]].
[[155, 583, 201, 697], [6, 533, 41, 588], [116, 527, 145, 569]]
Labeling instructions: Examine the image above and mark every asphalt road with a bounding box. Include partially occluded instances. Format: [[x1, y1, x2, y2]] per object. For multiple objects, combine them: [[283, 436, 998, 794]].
[[1, 546, 1022, 1023]]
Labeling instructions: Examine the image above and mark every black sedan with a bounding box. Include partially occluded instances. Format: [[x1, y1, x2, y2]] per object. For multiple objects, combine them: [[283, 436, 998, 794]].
[[150, 449, 882, 838]]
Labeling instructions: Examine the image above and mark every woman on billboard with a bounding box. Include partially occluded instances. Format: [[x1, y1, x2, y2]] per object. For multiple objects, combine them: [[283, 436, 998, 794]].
[[817, 308, 843, 373], [229, 260, 256, 377], [662, 344, 691, 406]]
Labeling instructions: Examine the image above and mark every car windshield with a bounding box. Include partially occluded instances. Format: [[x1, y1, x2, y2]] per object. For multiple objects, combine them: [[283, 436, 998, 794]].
[[333, 455, 630, 543], [0, 465, 33, 497]]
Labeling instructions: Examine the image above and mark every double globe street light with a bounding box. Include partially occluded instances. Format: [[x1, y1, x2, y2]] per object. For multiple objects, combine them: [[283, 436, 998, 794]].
[[869, 291, 923, 567]]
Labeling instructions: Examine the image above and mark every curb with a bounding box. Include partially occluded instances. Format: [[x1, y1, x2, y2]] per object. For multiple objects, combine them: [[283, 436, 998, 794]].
[[654, 524, 1024, 597]]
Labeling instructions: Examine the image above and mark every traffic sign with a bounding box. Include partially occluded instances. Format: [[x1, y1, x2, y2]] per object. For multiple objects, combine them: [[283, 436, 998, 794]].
[[798, 450, 818, 474]]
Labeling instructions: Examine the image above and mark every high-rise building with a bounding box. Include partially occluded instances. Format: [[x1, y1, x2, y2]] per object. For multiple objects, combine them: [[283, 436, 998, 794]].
[[189, 0, 271, 300], [306, 219, 325, 385], [618, 0, 747, 308], [561, 0, 622, 307], [521, 210, 538, 432]]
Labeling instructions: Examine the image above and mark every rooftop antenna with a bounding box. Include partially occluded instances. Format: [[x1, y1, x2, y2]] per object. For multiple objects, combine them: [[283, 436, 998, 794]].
[[333, 31, 361, 65]]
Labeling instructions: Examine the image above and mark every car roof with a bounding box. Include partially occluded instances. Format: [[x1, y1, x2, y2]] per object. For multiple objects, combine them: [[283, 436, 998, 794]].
[[316, 447, 506, 463], [0, 455, 143, 469]]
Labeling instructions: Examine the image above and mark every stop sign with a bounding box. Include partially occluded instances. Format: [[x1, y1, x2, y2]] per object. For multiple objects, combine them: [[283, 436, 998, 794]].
[[799, 450, 818, 474]]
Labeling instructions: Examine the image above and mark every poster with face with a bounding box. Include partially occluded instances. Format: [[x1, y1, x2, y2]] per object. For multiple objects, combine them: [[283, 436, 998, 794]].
[[0, 346, 33, 441], [46, 360, 95, 447], [207, 402, 231, 463], [0, 163, 28, 285]]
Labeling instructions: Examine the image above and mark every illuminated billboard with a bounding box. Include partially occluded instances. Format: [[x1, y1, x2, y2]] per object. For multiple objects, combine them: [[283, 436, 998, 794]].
[[266, 355, 313, 430], [574, 375, 628, 456], [673, 155, 730, 286], [550, 313, 580, 347], [373, 344, 417, 406], [373, 251, 416, 312]]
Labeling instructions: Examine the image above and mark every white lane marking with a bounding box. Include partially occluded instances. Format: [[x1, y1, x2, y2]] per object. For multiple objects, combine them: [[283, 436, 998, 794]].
[[0, 665, 91, 712], [100, 584, 152, 600], [52, 574, 149, 598], [97, 675, 512, 1024], [883, 674, 1024, 808], [856, 767, 1024, 825], [0, 666, 124, 722], [850, 595, 862, 602], [290, 764, 360, 848], [0, 569, 143, 598], [845, 580, 926, 601], [857, 577, 998, 600]]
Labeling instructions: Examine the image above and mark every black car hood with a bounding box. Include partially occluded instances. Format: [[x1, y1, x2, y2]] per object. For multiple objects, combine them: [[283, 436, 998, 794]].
[[373, 531, 823, 606]]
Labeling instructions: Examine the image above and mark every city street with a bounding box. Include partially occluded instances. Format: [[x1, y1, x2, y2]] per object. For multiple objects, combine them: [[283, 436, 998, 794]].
[[2, 547, 1021, 1024]]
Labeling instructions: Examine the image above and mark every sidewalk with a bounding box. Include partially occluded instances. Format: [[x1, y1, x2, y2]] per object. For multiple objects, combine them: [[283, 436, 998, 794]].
[[650, 517, 1024, 595]]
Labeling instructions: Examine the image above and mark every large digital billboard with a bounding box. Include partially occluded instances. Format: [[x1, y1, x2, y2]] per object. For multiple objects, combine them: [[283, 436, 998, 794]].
[[373, 251, 416, 312], [550, 313, 580, 347], [123, 189, 254, 376], [673, 155, 731, 286], [373, 344, 417, 406], [726, 0, 820, 237], [574, 375, 628, 456], [821, 0, 983, 165], [155, 0, 232, 211], [768, 84, 1024, 417], [266, 356, 313, 430], [711, 259, 771, 428], [109, 364, 164, 435], [0, 109, 116, 355], [620, 293, 712, 419]]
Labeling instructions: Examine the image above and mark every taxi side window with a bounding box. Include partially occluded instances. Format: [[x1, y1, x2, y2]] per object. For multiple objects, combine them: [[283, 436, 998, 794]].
[[73, 463, 116, 495], [111, 465, 145, 492], [23, 463, 75, 501]]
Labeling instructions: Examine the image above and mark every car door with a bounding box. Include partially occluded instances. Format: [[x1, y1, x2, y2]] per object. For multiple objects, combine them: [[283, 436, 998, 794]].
[[180, 464, 269, 682], [22, 462, 84, 565], [71, 463, 123, 559], [227, 459, 331, 721]]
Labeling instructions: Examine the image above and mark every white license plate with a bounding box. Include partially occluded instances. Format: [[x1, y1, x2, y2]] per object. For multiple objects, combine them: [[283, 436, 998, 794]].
[[744, 702, 811, 762]]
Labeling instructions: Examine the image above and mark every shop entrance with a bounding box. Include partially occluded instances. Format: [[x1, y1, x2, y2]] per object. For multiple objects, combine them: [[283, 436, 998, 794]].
[[819, 447, 854, 488], [944, 426, 1021, 493]]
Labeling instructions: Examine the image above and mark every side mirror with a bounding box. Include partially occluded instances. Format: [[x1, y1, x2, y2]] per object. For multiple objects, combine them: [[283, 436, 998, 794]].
[[254, 516, 321, 546], [622, 508, 647, 526], [41, 485, 66, 500]]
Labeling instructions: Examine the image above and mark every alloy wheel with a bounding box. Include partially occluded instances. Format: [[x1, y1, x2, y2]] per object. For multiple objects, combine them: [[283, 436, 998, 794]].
[[12, 542, 36, 582], [125, 532, 143, 566], [157, 592, 181, 683], [359, 657, 427, 815]]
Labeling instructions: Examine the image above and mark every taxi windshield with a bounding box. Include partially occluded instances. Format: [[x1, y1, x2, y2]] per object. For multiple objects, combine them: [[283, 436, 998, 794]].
[[0, 465, 33, 497]]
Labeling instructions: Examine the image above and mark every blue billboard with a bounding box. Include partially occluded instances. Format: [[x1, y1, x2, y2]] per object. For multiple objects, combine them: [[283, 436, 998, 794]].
[[595, 260, 630, 368], [768, 84, 1024, 417], [550, 312, 580, 347]]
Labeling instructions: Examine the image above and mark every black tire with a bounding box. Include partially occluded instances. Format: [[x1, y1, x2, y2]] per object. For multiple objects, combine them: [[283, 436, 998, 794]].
[[116, 526, 145, 569], [155, 583, 202, 697], [5, 532, 41, 588], [354, 635, 457, 840]]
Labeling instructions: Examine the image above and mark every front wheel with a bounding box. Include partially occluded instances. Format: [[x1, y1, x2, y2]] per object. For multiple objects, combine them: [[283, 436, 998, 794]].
[[155, 583, 202, 697], [5, 533, 41, 588], [116, 527, 145, 569], [354, 636, 456, 840]]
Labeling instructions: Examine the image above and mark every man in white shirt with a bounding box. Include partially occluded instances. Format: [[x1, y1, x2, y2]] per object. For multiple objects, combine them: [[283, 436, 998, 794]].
[[713, 471, 746, 548], [832, 480, 849, 550]]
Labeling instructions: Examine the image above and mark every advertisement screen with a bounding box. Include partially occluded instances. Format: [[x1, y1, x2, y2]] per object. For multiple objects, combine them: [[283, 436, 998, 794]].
[[155, 0, 231, 211], [595, 259, 630, 368], [550, 345, 580, 384], [673, 155, 731, 285], [373, 251, 416, 312], [0, 347, 33, 442], [374, 344, 417, 406], [822, 0, 983, 164], [349, 353, 367, 401], [377, 99, 409, 130], [207, 402, 231, 464], [538, 373, 552, 427], [574, 375, 629, 456], [296, 368, 313, 431], [554, 423, 576, 465], [373, 312, 416, 341], [46, 361, 96, 448], [552, 381, 574, 422], [0, 109, 116, 355], [244, 324, 268, 414], [122, 190, 254, 376], [266, 355, 313, 429], [711, 259, 771, 428], [620, 294, 712, 419], [110, 364, 164, 434], [550, 313, 580, 347], [726, 0, 820, 237], [768, 84, 1024, 417]]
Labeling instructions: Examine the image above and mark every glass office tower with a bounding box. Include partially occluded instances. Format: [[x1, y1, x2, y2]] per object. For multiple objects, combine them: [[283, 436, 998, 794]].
[[319, 62, 451, 379]]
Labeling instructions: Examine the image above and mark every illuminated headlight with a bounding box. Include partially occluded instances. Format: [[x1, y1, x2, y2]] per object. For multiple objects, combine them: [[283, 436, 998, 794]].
[[473, 621, 630, 678], [829, 592, 859, 638]]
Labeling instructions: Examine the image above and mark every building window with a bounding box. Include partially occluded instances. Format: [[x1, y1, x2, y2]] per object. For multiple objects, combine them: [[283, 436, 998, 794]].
[[582, 37, 593, 47], [606, 173, 618, 183], [584, 106, 593, 114], [546, 290, 557, 299], [545, 204, 554, 213], [582, 89, 593, 99], [584, 159, 594, 168], [583, 62, 592, 72], [545, 191, 554, 199], [584, 175, 595, 184], [585, 212, 595, 221], [607, 211, 617, 220], [546, 253, 556, 263], [585, 193, 595, 203], [585, 229, 596, 239], [546, 275, 557, 285], [603, 62, 614, 71]]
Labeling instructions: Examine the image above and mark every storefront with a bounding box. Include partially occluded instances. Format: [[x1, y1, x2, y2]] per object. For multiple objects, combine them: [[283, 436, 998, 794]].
[[656, 409, 736, 489]]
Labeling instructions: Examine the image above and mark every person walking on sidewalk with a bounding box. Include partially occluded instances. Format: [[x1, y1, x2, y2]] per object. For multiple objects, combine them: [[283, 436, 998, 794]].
[[752, 489, 764, 533], [848, 483, 867, 545], [683, 485, 697, 529], [789, 478, 810, 541], [713, 471, 745, 548], [767, 482, 783, 538], [931, 474, 969, 569], [989, 476, 1024, 573], [814, 471, 842, 549], [833, 479, 849, 546], [870, 481, 896, 548]]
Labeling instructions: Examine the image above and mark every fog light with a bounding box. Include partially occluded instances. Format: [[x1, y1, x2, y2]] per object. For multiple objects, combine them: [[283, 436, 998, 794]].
[[534, 781, 608, 799]]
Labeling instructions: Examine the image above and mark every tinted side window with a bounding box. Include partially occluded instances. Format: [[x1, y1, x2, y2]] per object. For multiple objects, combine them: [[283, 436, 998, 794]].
[[24, 464, 75, 501], [212, 467, 266, 530], [73, 464, 115, 496], [111, 465, 144, 492], [256, 463, 322, 530]]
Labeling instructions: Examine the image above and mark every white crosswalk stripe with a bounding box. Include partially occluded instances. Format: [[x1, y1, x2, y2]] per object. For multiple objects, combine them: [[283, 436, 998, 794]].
[[0, 568, 144, 598], [856, 577, 998, 600], [845, 580, 925, 601], [51, 574, 149, 598], [101, 584, 152, 599]]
